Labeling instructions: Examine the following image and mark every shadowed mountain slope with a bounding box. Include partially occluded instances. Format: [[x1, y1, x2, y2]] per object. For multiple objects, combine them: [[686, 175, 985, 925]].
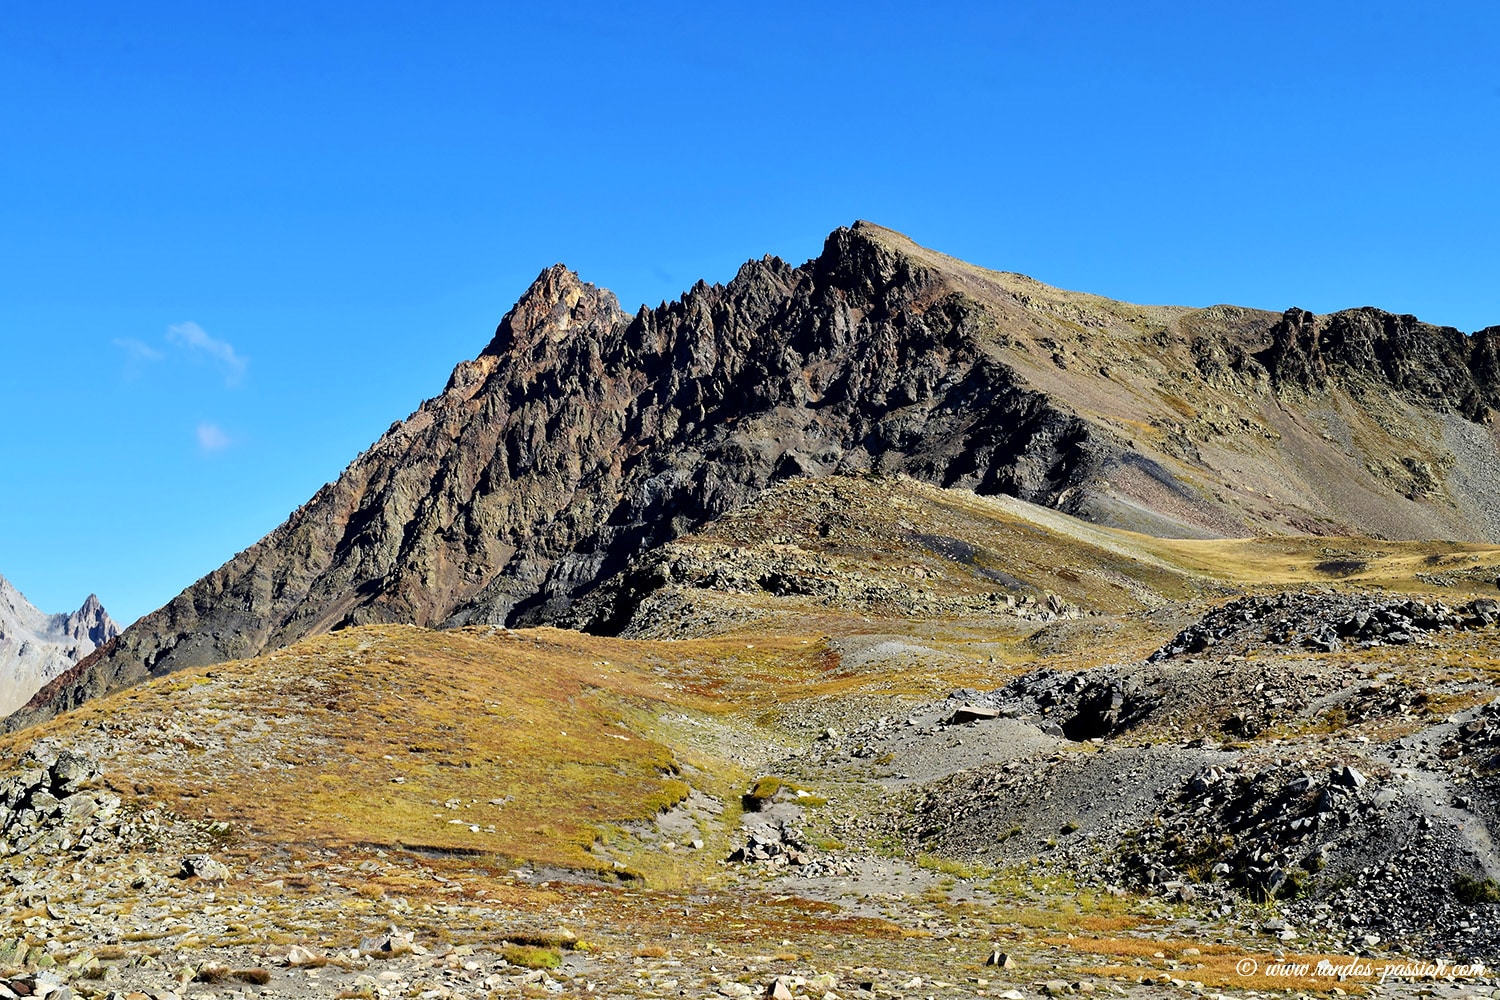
[[11, 221, 1500, 731]]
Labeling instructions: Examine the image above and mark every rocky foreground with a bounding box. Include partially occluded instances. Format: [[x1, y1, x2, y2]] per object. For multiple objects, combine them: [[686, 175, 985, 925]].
[[2, 741, 1497, 1000], [2, 581, 1500, 1000]]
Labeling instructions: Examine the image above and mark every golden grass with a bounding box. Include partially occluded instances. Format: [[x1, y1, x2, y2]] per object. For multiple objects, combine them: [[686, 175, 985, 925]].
[[0, 619, 988, 885], [921, 476, 1500, 596], [694, 477, 1500, 632], [0, 625, 750, 873], [1147, 535, 1500, 592]]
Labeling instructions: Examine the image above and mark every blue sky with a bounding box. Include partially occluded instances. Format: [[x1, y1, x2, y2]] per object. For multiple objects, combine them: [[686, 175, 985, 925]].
[[3, 2, 1498, 624]]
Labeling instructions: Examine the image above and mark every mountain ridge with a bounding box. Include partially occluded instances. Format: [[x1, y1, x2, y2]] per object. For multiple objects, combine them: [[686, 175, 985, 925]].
[[11, 220, 1500, 732]]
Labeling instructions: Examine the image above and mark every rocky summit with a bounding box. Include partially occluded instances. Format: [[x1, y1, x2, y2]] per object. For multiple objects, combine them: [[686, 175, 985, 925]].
[[17, 222, 1500, 731], [5, 225, 1500, 997], [0, 576, 118, 719]]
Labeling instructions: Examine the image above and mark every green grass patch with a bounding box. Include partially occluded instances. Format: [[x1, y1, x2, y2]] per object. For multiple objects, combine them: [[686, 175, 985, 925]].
[[1455, 875, 1500, 904], [502, 945, 561, 969], [916, 853, 993, 879], [744, 775, 825, 809]]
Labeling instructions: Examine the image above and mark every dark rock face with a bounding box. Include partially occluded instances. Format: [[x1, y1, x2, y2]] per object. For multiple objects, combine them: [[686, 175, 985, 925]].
[[1256, 306, 1500, 421], [436, 228, 1109, 629]]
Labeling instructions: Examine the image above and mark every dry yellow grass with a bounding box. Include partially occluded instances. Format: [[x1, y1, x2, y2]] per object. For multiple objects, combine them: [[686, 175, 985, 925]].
[[668, 477, 1500, 643], [5, 473, 1493, 976], [1, 625, 748, 873], [5, 501, 1471, 881], [0, 621, 942, 880]]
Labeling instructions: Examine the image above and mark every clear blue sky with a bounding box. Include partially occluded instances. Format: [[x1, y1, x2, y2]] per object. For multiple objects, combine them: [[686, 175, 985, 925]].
[[3, 2, 1498, 625]]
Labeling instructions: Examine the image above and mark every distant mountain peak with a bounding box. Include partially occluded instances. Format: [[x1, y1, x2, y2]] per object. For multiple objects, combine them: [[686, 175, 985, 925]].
[[63, 593, 119, 647], [0, 575, 120, 717]]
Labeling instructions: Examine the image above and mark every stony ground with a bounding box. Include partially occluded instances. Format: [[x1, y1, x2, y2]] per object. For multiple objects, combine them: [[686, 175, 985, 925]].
[[4, 754, 1497, 1000], [7, 484, 1500, 1000]]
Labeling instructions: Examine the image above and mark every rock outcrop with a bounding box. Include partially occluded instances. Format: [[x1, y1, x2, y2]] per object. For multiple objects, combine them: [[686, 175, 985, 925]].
[[0, 578, 119, 717], [0, 748, 122, 858], [12, 221, 1500, 731], [1254, 306, 1500, 420]]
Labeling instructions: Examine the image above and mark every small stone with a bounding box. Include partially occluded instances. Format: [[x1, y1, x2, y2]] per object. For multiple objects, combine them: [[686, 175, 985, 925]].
[[177, 855, 230, 882], [359, 926, 416, 959], [0, 939, 27, 966], [284, 946, 324, 968]]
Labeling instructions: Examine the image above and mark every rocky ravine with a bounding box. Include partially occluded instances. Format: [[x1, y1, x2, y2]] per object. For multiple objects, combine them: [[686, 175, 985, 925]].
[[0, 576, 117, 719], [16, 221, 1500, 731]]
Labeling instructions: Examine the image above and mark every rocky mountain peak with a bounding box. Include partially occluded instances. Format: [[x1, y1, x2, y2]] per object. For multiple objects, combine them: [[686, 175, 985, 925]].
[[1256, 305, 1500, 420], [61, 593, 119, 647], [813, 221, 937, 302], [481, 264, 625, 360], [14, 221, 1500, 732]]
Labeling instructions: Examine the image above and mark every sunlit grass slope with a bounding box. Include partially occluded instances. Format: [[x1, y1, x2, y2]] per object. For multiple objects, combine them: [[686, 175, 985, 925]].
[[1, 626, 712, 871]]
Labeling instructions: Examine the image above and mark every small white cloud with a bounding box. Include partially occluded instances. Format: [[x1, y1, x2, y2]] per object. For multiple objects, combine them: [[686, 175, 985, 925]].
[[196, 423, 231, 452], [113, 337, 165, 362], [167, 321, 247, 384]]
